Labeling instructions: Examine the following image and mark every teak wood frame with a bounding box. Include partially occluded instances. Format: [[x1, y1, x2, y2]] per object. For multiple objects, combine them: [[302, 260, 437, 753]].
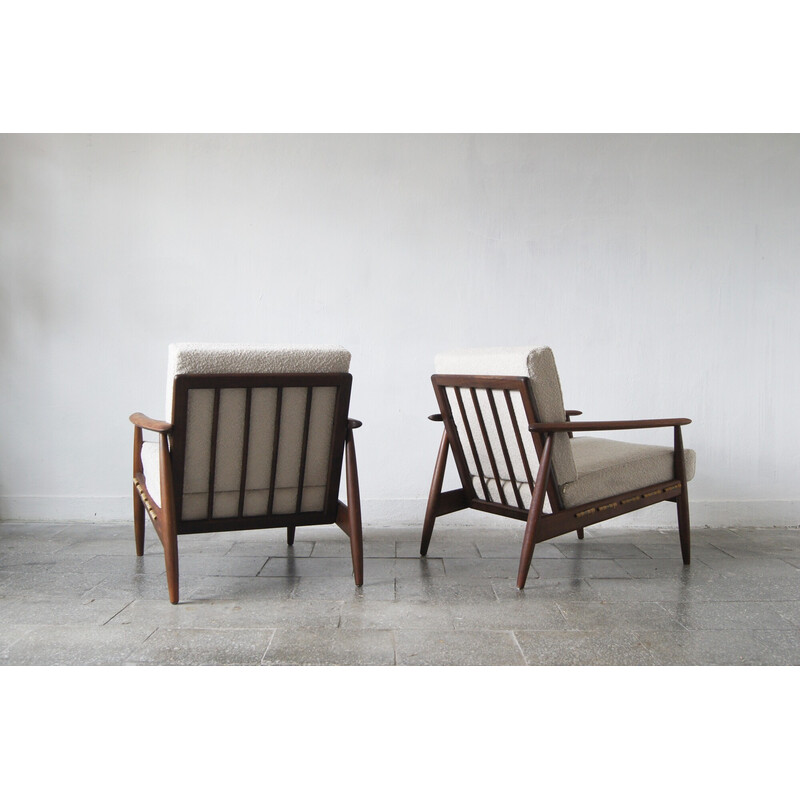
[[130, 372, 363, 603], [421, 374, 691, 589]]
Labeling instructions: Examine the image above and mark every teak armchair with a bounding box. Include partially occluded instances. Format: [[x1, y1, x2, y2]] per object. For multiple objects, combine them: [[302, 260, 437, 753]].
[[130, 344, 363, 603], [421, 347, 695, 589]]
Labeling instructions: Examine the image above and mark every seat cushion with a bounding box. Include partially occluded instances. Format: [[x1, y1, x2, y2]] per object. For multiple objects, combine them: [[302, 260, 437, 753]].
[[560, 436, 696, 509]]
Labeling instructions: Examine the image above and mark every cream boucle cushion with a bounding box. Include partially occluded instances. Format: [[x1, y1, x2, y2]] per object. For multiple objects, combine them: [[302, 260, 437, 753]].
[[166, 343, 351, 420], [560, 436, 696, 508], [434, 346, 577, 487], [142, 344, 351, 522]]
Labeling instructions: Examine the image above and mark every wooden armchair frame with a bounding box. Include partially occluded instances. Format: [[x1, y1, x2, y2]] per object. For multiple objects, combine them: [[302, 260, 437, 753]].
[[131, 372, 363, 603], [421, 374, 691, 589]]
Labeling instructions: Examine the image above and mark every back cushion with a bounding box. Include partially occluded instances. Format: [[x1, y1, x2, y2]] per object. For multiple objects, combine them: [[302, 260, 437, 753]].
[[434, 346, 577, 488]]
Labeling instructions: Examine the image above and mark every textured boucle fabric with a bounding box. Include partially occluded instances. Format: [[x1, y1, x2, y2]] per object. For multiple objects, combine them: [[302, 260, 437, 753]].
[[434, 346, 577, 487], [560, 436, 696, 508], [166, 343, 350, 420]]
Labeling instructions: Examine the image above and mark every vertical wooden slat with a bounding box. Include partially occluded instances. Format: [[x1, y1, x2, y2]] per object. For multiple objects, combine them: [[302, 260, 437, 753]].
[[266, 387, 283, 516], [504, 389, 535, 494], [454, 387, 490, 501], [295, 386, 314, 513], [470, 387, 508, 505], [206, 387, 221, 519], [237, 387, 252, 518], [487, 389, 524, 508]]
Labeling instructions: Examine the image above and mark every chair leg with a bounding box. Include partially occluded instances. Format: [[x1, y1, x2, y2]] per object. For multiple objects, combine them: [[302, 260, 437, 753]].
[[677, 487, 691, 565], [345, 429, 364, 586], [576, 527, 585, 540], [421, 429, 450, 556], [133, 485, 145, 556], [163, 522, 180, 605], [517, 435, 553, 590], [287, 526, 295, 546]]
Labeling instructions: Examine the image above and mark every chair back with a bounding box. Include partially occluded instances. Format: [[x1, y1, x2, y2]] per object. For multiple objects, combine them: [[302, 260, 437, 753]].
[[166, 344, 352, 531], [433, 347, 577, 511]]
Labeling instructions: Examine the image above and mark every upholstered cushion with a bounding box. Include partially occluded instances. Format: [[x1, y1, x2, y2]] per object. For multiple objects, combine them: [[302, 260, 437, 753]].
[[560, 436, 696, 508], [146, 344, 351, 521], [434, 346, 577, 487], [166, 343, 351, 419]]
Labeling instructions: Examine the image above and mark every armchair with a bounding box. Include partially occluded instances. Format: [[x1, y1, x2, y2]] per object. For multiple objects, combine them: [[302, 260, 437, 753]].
[[130, 344, 363, 603], [420, 347, 695, 589]]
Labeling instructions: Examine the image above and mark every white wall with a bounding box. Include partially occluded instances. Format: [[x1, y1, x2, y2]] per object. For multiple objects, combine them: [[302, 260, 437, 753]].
[[1, 133, 798, 527]]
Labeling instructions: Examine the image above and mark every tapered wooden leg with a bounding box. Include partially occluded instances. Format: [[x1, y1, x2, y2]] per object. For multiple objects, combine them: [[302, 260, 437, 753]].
[[517, 435, 553, 590], [576, 528, 585, 540], [163, 522, 180, 604], [287, 526, 296, 546], [674, 426, 691, 565], [345, 429, 364, 586], [421, 429, 450, 556], [158, 431, 180, 604], [133, 424, 145, 555], [133, 486, 145, 556]]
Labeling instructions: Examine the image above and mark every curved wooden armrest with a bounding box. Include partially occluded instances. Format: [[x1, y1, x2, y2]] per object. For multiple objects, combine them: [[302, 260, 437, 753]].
[[428, 413, 444, 422], [565, 409, 582, 417], [348, 418, 362, 429], [530, 417, 691, 433], [130, 412, 173, 433]]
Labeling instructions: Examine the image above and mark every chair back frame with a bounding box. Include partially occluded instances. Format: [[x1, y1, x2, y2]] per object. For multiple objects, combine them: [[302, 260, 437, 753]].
[[169, 372, 353, 535]]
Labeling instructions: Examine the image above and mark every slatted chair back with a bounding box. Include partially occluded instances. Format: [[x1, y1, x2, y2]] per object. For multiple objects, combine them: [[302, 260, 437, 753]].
[[432, 346, 576, 516], [165, 344, 352, 533]]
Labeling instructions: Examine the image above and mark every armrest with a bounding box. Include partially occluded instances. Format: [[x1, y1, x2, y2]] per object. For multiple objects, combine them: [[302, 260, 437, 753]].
[[565, 409, 582, 418], [530, 417, 691, 433], [348, 418, 362, 429], [130, 412, 173, 433], [428, 413, 444, 422]]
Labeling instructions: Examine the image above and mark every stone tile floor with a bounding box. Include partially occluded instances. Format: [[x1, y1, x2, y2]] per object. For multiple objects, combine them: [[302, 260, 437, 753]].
[[1, 521, 799, 665]]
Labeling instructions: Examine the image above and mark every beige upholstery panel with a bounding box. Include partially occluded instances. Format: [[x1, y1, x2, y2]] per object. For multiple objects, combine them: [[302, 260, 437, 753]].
[[435, 347, 577, 489], [561, 436, 696, 509]]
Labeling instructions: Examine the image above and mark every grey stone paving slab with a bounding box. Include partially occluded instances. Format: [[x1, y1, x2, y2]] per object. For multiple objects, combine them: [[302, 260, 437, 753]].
[[449, 599, 570, 631], [3, 623, 157, 665], [127, 627, 276, 665], [555, 600, 689, 631], [186, 576, 299, 602], [339, 600, 455, 630], [312, 538, 396, 558], [657, 601, 799, 631], [493, 578, 603, 601], [177, 555, 269, 577], [262, 627, 395, 665], [443, 557, 531, 580], [290, 576, 395, 601], [618, 558, 711, 579], [770, 601, 800, 628], [394, 629, 526, 666], [396, 540, 480, 558], [553, 541, 650, 559], [227, 540, 314, 558], [0, 596, 132, 626], [475, 540, 565, 559], [636, 628, 800, 665], [258, 556, 360, 578], [514, 630, 657, 665], [395, 578, 498, 603], [0, 569, 108, 598], [76, 554, 167, 575], [532, 558, 630, 579]]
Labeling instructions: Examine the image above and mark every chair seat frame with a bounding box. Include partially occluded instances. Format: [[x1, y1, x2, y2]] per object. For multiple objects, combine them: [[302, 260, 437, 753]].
[[421, 374, 691, 589], [131, 372, 363, 603]]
